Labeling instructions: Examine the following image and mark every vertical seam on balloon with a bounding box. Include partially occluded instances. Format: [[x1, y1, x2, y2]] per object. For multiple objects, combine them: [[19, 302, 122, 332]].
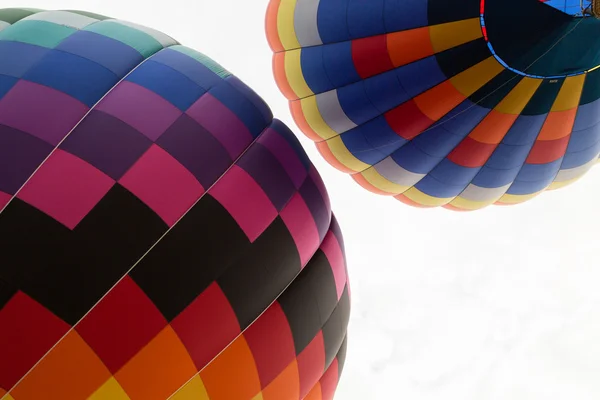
[[166, 214, 341, 400], [0, 24, 180, 216]]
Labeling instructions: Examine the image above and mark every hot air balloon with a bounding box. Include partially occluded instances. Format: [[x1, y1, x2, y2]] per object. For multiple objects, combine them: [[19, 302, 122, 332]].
[[266, 0, 600, 210], [0, 8, 349, 400]]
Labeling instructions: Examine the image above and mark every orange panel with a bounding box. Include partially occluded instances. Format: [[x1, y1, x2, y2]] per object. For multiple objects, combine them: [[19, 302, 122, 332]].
[[115, 326, 197, 400], [468, 110, 518, 144], [262, 360, 300, 400], [201, 336, 262, 400], [273, 53, 298, 101], [352, 172, 392, 195], [303, 382, 323, 400], [394, 193, 432, 208], [414, 81, 466, 121], [290, 101, 323, 142], [387, 27, 434, 68], [11, 331, 110, 400], [536, 109, 577, 141], [315, 142, 356, 174], [265, 0, 284, 52]]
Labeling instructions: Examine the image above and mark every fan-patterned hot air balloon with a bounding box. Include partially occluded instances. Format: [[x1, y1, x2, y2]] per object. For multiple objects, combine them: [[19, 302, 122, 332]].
[[266, 0, 600, 210], [0, 8, 349, 400]]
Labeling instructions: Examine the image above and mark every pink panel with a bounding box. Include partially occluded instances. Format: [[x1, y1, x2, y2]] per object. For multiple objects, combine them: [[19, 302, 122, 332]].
[[119, 144, 205, 227], [280, 192, 320, 267], [209, 165, 277, 242], [320, 230, 346, 300], [0, 191, 11, 211], [17, 149, 115, 229], [309, 165, 331, 215]]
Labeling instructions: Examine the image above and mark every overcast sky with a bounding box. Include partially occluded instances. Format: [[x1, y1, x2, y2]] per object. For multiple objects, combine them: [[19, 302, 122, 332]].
[[18, 1, 600, 398]]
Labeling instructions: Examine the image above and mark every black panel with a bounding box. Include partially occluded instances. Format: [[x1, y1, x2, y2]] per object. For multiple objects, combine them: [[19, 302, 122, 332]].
[[470, 69, 522, 108], [336, 335, 348, 378], [322, 287, 351, 370], [428, 0, 480, 26], [218, 217, 301, 329], [0, 277, 17, 309], [130, 194, 251, 321], [0, 185, 168, 324], [435, 38, 491, 79], [522, 78, 564, 115], [278, 249, 338, 355]]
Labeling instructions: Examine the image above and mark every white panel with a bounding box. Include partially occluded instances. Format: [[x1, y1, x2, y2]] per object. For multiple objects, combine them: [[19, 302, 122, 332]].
[[374, 156, 425, 187], [0, 21, 10, 32], [23, 10, 98, 29], [317, 90, 357, 134], [459, 183, 511, 202], [114, 19, 179, 47], [294, 0, 323, 47]]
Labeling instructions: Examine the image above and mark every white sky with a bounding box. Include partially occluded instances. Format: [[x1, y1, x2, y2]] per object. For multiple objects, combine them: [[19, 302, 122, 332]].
[[14, 1, 600, 398]]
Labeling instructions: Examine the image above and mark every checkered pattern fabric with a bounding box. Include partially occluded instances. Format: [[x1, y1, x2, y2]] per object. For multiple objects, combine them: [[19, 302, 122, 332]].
[[0, 8, 350, 400]]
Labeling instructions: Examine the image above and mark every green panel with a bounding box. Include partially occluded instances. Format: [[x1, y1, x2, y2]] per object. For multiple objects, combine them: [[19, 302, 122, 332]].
[[172, 45, 231, 78], [84, 20, 163, 58], [521, 78, 564, 115], [0, 19, 75, 48], [64, 9, 111, 20], [0, 8, 43, 24]]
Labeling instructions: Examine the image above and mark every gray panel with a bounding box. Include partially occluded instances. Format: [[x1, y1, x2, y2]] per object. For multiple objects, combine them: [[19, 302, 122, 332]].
[[294, 0, 323, 47], [555, 157, 597, 182], [23, 10, 98, 29], [374, 156, 425, 187], [114, 19, 179, 47], [459, 183, 511, 202], [317, 90, 357, 134], [0, 21, 9, 32]]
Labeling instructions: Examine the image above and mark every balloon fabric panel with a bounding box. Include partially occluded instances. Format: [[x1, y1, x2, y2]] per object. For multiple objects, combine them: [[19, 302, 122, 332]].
[[266, 0, 600, 210], [0, 8, 349, 400]]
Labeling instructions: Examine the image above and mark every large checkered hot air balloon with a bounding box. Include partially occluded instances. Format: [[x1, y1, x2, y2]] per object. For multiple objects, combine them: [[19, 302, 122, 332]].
[[266, 0, 600, 210], [0, 8, 349, 400]]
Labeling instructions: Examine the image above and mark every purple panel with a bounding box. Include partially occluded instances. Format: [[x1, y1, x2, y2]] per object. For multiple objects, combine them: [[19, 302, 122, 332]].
[[0, 125, 53, 194], [0, 80, 88, 145], [156, 113, 232, 188], [60, 111, 153, 180], [257, 126, 308, 189], [237, 142, 296, 211], [299, 175, 331, 241]]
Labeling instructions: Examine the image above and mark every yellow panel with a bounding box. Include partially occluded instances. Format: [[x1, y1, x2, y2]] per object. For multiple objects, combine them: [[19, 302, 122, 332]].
[[284, 50, 313, 99], [495, 77, 542, 115], [170, 375, 210, 400], [450, 57, 505, 97], [497, 191, 542, 204], [402, 187, 453, 207], [429, 18, 483, 54], [0, 389, 14, 400], [361, 168, 409, 195], [449, 196, 499, 210], [252, 393, 265, 400], [325, 136, 370, 172], [88, 378, 130, 400], [300, 95, 338, 140], [277, 0, 300, 50], [551, 74, 586, 112]]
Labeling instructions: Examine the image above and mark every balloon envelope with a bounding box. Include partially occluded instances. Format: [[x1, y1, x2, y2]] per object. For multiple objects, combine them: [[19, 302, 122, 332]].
[[0, 8, 349, 400], [266, 0, 600, 210]]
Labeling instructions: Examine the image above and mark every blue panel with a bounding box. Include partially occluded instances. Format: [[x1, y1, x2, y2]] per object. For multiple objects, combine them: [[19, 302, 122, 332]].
[[396, 56, 446, 98], [0, 41, 48, 78], [347, 0, 386, 38], [485, 143, 532, 169], [57, 30, 143, 77], [225, 76, 273, 126], [364, 69, 409, 112], [210, 81, 268, 137], [152, 48, 223, 90], [429, 158, 480, 186], [412, 126, 465, 157], [573, 99, 600, 131], [384, 0, 429, 32], [436, 100, 489, 135], [515, 159, 562, 182], [341, 127, 388, 165], [126, 60, 204, 111], [392, 141, 442, 174], [317, 0, 351, 44], [301, 46, 334, 94], [23, 50, 118, 107], [543, 0, 590, 15], [0, 74, 18, 99], [502, 114, 546, 146], [472, 165, 522, 188], [321, 41, 361, 89], [562, 138, 600, 168], [415, 174, 468, 198], [359, 116, 406, 154], [337, 82, 380, 125], [567, 121, 600, 153]]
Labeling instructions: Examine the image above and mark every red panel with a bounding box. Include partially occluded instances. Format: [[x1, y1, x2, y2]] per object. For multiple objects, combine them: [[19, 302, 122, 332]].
[[526, 136, 570, 164], [320, 358, 340, 400], [384, 100, 434, 140], [75, 276, 167, 373], [297, 331, 326, 399], [244, 302, 296, 388], [0, 291, 69, 390], [447, 136, 498, 167], [351, 34, 394, 79], [171, 282, 241, 370]]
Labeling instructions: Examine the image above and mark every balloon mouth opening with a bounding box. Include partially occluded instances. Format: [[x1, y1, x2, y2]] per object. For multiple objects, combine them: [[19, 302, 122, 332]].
[[481, 0, 600, 78]]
